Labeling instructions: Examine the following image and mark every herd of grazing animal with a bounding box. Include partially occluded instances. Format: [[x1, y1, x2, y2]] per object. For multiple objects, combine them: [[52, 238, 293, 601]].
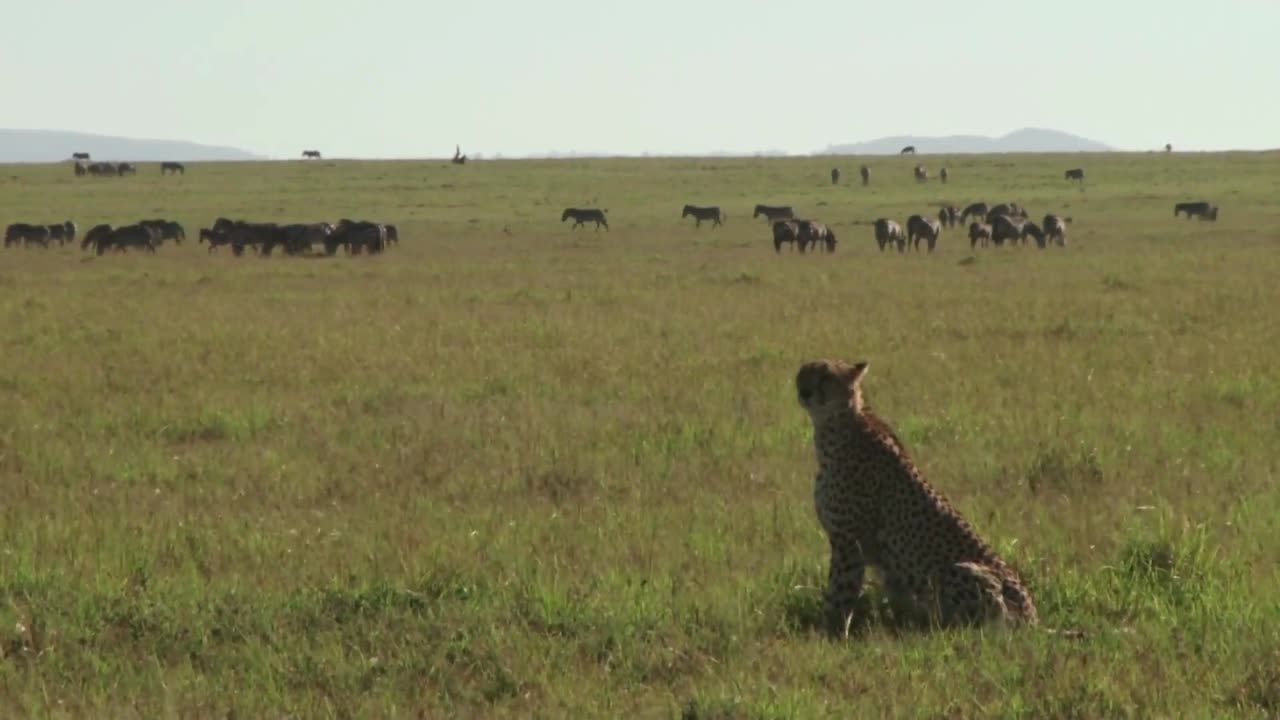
[[74, 160, 178, 177], [6, 216, 399, 258], [198, 217, 399, 256]]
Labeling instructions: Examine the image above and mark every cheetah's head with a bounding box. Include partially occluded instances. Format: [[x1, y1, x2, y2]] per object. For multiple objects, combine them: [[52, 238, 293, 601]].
[[796, 359, 869, 420]]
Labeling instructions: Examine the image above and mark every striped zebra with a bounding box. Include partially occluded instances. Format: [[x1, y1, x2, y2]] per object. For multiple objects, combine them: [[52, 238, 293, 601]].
[[753, 204, 794, 223], [874, 219, 905, 253], [1174, 201, 1217, 221], [681, 205, 726, 228], [561, 208, 609, 231], [771, 220, 801, 253]]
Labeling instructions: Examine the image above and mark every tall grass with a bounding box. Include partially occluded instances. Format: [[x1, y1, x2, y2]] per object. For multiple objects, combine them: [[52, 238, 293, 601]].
[[1, 151, 1278, 717]]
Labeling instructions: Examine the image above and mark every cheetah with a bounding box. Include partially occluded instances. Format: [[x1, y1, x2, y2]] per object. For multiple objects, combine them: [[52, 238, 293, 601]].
[[796, 359, 1038, 639]]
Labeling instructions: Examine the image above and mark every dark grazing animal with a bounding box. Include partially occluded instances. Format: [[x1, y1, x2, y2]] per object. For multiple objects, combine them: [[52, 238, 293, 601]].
[[796, 220, 837, 254], [82, 224, 113, 251], [939, 167, 949, 184], [1043, 214, 1067, 246], [1165, 143, 1173, 152], [116, 162, 137, 176], [96, 224, 156, 255], [383, 224, 399, 245], [986, 202, 1027, 224], [874, 218, 906, 253], [302, 150, 322, 159], [561, 208, 609, 231], [913, 165, 928, 183], [906, 214, 942, 252], [938, 205, 960, 228], [900, 145, 916, 155], [1064, 168, 1085, 183], [968, 222, 991, 249], [1174, 201, 1218, 221], [452, 145, 467, 165], [990, 214, 1026, 247], [681, 205, 726, 228], [71, 152, 91, 161], [771, 220, 801, 253], [960, 202, 989, 224], [73, 162, 87, 177], [161, 161, 185, 175], [831, 167, 841, 185], [753, 204, 794, 223], [860, 165, 870, 186], [1021, 221, 1047, 248], [4, 223, 50, 248], [87, 162, 116, 176], [138, 219, 186, 244]]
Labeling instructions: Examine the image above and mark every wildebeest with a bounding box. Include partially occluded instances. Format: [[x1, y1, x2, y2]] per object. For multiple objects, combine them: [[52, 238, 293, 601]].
[[1043, 214, 1067, 246], [960, 202, 989, 224], [1064, 168, 1085, 183], [900, 145, 916, 155], [329, 219, 387, 255], [1174, 201, 1218, 221], [384, 224, 399, 245], [1165, 143, 1173, 152], [968, 222, 991, 249], [986, 202, 1027, 225], [561, 208, 609, 231], [452, 145, 467, 165], [87, 162, 116, 176], [72, 152, 90, 161], [74, 162, 87, 177], [860, 165, 870, 186], [753, 204, 794, 223], [117, 162, 137, 176], [681, 205, 726, 228], [1021, 221, 1047, 248], [990, 214, 1026, 247], [82, 224, 113, 251], [796, 220, 836, 254], [913, 165, 928, 183], [873, 218, 906, 253], [302, 150, 322, 159], [830, 167, 840, 185], [937, 205, 960, 228], [906, 214, 942, 252], [771, 219, 801, 253], [939, 167, 949, 184], [4, 223, 50, 248], [95, 224, 156, 255], [271, 222, 334, 256], [161, 161, 185, 175], [198, 227, 231, 253], [139, 219, 186, 245]]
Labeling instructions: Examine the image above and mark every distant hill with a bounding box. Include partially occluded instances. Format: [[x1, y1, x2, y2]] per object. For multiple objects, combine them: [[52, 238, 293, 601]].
[[822, 128, 1114, 155], [0, 129, 266, 163]]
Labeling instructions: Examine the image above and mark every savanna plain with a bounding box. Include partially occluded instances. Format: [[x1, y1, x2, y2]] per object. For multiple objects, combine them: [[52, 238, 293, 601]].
[[1, 151, 1279, 718]]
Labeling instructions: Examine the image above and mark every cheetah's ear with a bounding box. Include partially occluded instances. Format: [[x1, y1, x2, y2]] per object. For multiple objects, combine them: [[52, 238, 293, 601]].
[[844, 361, 870, 386]]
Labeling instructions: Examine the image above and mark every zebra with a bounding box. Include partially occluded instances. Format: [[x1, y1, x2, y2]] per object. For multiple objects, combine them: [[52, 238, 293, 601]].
[[1043, 215, 1068, 247], [561, 208, 609, 231], [913, 165, 928, 183], [771, 219, 801, 253], [968, 222, 991, 249], [161, 161, 185, 175], [960, 202, 989, 224], [681, 205, 726, 228], [906, 214, 942, 252], [1174, 201, 1218, 221], [797, 220, 837, 254], [874, 218, 905, 253], [937, 205, 960, 228], [753, 204, 794, 223], [990, 214, 1026, 247]]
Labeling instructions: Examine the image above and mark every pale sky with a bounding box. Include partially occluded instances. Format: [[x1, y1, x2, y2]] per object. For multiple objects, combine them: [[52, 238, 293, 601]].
[[5, 0, 1277, 158]]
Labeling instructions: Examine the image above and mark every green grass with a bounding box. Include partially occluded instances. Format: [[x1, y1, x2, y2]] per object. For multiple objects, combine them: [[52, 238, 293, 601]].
[[1, 151, 1279, 718]]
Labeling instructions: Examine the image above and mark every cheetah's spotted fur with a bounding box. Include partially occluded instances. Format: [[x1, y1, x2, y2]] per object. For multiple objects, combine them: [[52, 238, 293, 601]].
[[796, 359, 1038, 638]]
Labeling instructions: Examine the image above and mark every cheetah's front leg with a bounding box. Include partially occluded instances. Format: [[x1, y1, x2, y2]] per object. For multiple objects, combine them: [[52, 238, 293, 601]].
[[824, 535, 866, 640]]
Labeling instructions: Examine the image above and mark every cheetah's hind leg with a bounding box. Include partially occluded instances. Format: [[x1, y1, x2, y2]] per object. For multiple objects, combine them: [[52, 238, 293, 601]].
[[936, 562, 1011, 629]]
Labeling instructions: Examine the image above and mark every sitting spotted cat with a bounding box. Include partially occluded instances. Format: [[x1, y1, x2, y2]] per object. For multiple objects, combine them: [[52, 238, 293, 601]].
[[796, 359, 1038, 638]]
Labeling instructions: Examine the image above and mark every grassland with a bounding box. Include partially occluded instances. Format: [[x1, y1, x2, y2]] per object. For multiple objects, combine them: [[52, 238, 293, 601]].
[[1, 150, 1279, 718]]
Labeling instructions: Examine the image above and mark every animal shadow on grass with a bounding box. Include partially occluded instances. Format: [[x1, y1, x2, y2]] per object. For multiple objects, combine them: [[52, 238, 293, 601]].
[[778, 583, 926, 640]]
